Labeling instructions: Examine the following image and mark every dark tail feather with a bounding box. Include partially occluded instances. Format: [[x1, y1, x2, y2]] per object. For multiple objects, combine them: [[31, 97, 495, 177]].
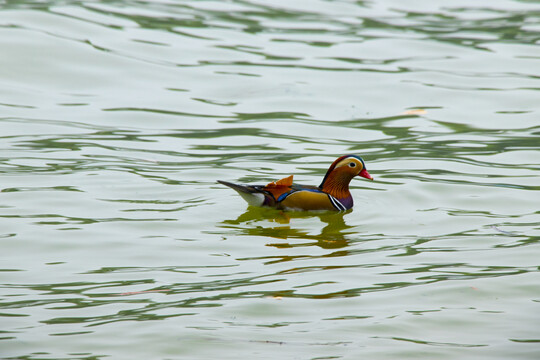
[[217, 180, 254, 194]]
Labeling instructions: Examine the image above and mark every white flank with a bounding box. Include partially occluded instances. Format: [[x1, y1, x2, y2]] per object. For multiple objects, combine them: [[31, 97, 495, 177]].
[[237, 191, 265, 207]]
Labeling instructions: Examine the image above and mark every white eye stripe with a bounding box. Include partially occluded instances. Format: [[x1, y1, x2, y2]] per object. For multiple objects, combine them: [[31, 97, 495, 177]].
[[336, 157, 364, 169]]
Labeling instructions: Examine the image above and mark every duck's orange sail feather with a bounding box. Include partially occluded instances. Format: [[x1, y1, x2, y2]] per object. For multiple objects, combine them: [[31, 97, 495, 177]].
[[263, 175, 293, 200]]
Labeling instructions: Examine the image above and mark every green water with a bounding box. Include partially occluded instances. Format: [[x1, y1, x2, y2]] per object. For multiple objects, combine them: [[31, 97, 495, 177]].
[[1, 1, 540, 359]]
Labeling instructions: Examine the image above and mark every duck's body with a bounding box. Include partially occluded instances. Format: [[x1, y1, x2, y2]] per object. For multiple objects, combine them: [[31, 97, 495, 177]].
[[218, 155, 373, 211]]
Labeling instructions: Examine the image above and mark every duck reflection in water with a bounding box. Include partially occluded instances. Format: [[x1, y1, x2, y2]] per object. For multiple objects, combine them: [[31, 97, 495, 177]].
[[220, 206, 355, 249]]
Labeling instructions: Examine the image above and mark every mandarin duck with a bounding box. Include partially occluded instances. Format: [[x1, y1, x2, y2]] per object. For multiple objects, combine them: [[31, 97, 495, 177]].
[[218, 155, 373, 211]]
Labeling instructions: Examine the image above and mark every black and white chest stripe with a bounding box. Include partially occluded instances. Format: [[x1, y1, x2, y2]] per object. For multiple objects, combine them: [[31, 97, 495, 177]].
[[327, 194, 346, 211]]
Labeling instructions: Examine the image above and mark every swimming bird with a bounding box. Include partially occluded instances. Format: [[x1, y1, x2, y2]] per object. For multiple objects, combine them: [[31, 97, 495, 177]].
[[218, 155, 373, 211]]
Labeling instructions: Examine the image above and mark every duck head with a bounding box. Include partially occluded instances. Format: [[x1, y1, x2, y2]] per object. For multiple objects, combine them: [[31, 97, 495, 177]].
[[319, 155, 373, 198]]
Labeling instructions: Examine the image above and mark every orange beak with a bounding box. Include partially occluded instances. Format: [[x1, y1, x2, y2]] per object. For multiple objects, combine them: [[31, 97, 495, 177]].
[[359, 168, 373, 180]]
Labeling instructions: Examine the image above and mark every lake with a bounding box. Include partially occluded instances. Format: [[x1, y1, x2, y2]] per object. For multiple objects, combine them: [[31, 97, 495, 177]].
[[1, 0, 540, 359]]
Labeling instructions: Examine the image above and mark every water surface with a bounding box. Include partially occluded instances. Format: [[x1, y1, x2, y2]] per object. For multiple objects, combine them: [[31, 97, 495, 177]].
[[1, 0, 540, 359]]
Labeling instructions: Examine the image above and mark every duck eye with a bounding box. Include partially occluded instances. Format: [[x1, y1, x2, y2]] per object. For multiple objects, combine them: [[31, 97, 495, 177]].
[[348, 162, 356, 168]]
